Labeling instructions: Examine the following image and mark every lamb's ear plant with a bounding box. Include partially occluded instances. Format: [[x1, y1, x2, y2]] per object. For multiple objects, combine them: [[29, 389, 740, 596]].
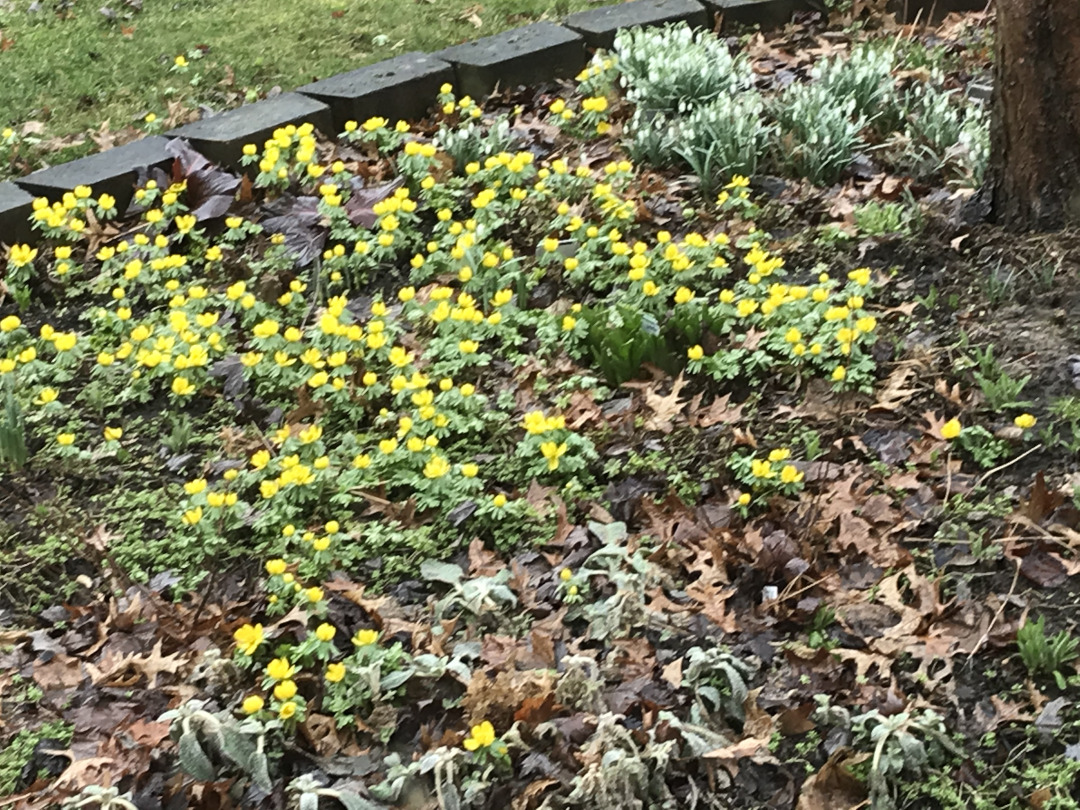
[[61, 786, 139, 810], [681, 646, 757, 725], [158, 699, 274, 792], [288, 773, 383, 810]]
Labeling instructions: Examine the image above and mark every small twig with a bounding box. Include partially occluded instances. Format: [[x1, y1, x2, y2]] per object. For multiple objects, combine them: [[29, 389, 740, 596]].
[[966, 557, 1020, 663], [973, 443, 1043, 491]]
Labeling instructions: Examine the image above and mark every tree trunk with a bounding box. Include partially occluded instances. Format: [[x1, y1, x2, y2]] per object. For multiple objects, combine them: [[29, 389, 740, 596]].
[[989, 0, 1080, 230]]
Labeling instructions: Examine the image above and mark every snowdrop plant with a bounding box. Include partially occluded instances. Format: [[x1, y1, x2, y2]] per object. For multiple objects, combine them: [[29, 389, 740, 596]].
[[772, 84, 865, 185], [614, 23, 754, 113], [673, 92, 773, 194], [811, 43, 900, 125]]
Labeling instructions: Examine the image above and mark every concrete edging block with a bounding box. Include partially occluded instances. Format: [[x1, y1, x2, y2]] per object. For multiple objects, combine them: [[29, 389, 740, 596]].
[[14, 136, 173, 214], [165, 93, 333, 170], [0, 182, 36, 247], [433, 22, 587, 100], [701, 0, 801, 30], [298, 52, 454, 135], [565, 0, 710, 49]]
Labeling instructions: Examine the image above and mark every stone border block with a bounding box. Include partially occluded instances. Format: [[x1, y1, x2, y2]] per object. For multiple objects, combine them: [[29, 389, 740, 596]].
[[0, 182, 36, 247], [433, 22, 586, 100], [165, 93, 333, 170], [564, 0, 709, 49], [701, 0, 800, 30], [14, 136, 172, 214], [298, 52, 454, 135]]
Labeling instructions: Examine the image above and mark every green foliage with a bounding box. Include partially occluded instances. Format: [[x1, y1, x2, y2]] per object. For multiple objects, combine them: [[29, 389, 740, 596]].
[[0, 374, 26, 470], [853, 200, 916, 237], [970, 345, 1032, 410], [952, 424, 1010, 470], [0, 721, 73, 796], [1017, 615, 1080, 689]]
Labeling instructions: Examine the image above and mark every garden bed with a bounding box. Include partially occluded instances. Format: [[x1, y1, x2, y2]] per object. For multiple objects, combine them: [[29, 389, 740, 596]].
[[5, 8, 1080, 810]]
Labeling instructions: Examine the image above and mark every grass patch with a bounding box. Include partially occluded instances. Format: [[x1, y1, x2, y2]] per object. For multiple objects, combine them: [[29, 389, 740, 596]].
[[0, 0, 598, 171]]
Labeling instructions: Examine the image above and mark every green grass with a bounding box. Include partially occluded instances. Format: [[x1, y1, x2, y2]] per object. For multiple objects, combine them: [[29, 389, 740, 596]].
[[0, 0, 600, 172]]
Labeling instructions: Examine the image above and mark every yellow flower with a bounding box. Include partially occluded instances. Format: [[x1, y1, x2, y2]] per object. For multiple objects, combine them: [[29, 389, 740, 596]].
[[687, 345, 704, 361], [103, 426, 123, 441], [352, 629, 379, 647], [241, 695, 264, 714], [767, 448, 790, 463], [458, 339, 479, 354], [171, 376, 197, 396], [831, 366, 846, 382], [737, 492, 751, 506], [751, 459, 774, 479], [540, 441, 567, 471], [848, 267, 871, 286], [8, 244, 37, 268], [325, 662, 346, 683], [274, 679, 298, 701], [53, 332, 77, 352], [266, 558, 287, 576], [1014, 413, 1036, 430], [35, 388, 59, 405], [424, 455, 451, 479], [493, 494, 507, 507], [265, 657, 296, 681], [181, 506, 203, 525], [278, 701, 298, 720], [233, 623, 265, 656], [463, 720, 496, 751], [0, 315, 21, 332], [306, 586, 324, 603], [559, 568, 572, 582], [57, 433, 76, 446], [941, 418, 962, 440], [184, 478, 207, 495], [780, 465, 804, 485], [253, 320, 279, 338], [315, 623, 336, 642]]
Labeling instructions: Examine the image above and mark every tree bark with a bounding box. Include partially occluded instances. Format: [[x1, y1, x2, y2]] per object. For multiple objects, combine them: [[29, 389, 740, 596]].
[[989, 0, 1080, 230]]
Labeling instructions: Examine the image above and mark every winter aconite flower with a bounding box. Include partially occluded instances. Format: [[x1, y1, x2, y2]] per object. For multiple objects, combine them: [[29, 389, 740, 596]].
[[242, 695, 264, 715], [463, 721, 497, 751], [265, 658, 296, 681], [273, 680, 298, 701], [325, 663, 346, 683], [1014, 413, 1037, 430], [941, 418, 962, 440], [233, 623, 265, 656], [352, 629, 379, 647], [266, 558, 287, 576], [314, 623, 336, 642]]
